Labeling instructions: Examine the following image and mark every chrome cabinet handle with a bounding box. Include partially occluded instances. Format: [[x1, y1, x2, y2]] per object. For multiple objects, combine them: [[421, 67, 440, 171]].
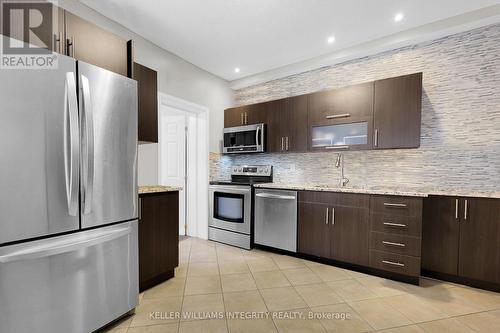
[[67, 36, 75, 57], [382, 260, 405, 267], [464, 199, 468, 220], [383, 222, 407, 228], [81, 75, 94, 215], [382, 241, 406, 248], [285, 137, 289, 151], [326, 113, 351, 119], [245, 112, 248, 124], [455, 199, 459, 220], [384, 203, 407, 208], [241, 113, 244, 125], [332, 207, 335, 225], [64, 72, 80, 217], [325, 145, 349, 150], [325, 208, 329, 225], [374, 129, 379, 147], [54, 32, 62, 52], [281, 137, 284, 151]]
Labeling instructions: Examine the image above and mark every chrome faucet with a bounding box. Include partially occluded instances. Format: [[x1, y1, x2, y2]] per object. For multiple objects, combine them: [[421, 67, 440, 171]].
[[335, 153, 349, 187]]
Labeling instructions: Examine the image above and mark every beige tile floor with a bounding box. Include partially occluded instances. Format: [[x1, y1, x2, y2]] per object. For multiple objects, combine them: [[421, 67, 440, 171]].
[[103, 237, 500, 333]]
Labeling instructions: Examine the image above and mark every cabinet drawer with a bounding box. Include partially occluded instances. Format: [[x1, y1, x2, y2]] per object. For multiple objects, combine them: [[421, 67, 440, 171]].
[[370, 232, 421, 257], [299, 191, 369, 208], [299, 191, 338, 205], [370, 195, 423, 217], [370, 250, 421, 277], [370, 212, 422, 237]]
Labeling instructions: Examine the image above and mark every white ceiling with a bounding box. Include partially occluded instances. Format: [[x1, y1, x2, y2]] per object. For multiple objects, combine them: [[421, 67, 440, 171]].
[[81, 0, 500, 83]]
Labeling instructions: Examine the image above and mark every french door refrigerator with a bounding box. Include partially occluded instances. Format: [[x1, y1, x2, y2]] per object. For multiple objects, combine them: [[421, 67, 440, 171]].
[[0, 54, 139, 333]]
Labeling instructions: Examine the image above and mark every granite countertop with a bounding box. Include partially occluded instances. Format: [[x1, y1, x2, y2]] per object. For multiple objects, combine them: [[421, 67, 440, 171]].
[[252, 183, 500, 199], [139, 185, 182, 194]]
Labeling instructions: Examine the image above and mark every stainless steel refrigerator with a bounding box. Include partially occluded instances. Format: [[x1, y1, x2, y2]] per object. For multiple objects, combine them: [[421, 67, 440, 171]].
[[0, 54, 139, 333]]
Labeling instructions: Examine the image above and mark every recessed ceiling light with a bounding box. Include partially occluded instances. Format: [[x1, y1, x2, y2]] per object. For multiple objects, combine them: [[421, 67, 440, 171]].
[[327, 36, 335, 44], [394, 13, 404, 22], [234, 67, 240, 73]]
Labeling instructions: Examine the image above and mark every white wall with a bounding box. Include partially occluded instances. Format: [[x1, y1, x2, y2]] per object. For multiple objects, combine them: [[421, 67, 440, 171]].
[[58, 0, 234, 185]]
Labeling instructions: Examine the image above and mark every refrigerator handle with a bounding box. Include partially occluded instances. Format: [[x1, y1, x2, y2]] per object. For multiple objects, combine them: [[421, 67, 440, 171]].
[[64, 72, 80, 216], [0, 225, 132, 263], [81, 75, 94, 215]]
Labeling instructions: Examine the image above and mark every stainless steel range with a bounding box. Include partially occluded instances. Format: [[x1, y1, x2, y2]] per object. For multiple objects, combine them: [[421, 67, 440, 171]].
[[209, 165, 272, 249]]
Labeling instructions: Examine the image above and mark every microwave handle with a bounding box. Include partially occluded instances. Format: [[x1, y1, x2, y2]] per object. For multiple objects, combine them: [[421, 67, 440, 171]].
[[256, 126, 261, 147]]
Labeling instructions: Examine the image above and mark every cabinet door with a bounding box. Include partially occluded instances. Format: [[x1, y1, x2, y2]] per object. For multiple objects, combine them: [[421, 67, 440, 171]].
[[265, 99, 287, 152], [2, 3, 64, 53], [421, 196, 460, 275], [374, 73, 422, 149], [283, 95, 308, 152], [308, 82, 374, 124], [459, 198, 500, 284], [224, 107, 244, 127], [65, 12, 128, 76], [245, 102, 267, 125], [134, 62, 158, 143], [139, 192, 179, 292], [138, 195, 157, 291], [330, 205, 370, 265], [298, 202, 330, 258], [308, 82, 374, 151]]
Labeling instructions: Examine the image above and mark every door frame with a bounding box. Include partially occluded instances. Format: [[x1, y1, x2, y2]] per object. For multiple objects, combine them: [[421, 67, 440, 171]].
[[158, 93, 209, 239]]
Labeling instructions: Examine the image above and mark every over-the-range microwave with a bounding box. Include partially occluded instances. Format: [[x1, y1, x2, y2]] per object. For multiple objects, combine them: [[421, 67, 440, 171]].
[[223, 123, 265, 154]]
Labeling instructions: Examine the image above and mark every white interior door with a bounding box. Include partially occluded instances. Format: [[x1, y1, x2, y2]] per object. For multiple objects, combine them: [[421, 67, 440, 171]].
[[160, 108, 186, 235]]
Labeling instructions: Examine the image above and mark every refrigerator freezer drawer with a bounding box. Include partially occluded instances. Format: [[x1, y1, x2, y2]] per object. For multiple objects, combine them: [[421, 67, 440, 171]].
[[0, 221, 138, 333]]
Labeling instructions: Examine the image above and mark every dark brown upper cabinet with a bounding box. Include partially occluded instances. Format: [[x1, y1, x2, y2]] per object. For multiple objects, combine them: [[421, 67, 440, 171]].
[[2, 4, 65, 53], [65, 12, 129, 77], [3, 3, 131, 77], [224, 103, 267, 128], [308, 82, 374, 151], [373, 73, 422, 149], [223, 73, 422, 154], [422, 196, 500, 286], [266, 95, 308, 153], [133, 62, 158, 143]]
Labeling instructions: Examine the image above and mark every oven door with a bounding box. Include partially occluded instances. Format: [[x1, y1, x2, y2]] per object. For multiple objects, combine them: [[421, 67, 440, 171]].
[[209, 185, 251, 235]]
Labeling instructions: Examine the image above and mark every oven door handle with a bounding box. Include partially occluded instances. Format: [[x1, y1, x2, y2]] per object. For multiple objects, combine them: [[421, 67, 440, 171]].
[[210, 185, 251, 192]]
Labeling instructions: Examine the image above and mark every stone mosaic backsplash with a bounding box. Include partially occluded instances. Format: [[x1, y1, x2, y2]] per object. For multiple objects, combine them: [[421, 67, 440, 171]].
[[211, 23, 500, 193]]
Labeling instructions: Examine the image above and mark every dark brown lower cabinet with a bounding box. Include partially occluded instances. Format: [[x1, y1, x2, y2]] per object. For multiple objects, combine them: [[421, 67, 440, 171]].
[[422, 196, 500, 289], [139, 191, 179, 292], [458, 198, 500, 284], [422, 196, 460, 275], [298, 191, 422, 283], [330, 205, 369, 266], [298, 202, 330, 258], [298, 192, 369, 266]]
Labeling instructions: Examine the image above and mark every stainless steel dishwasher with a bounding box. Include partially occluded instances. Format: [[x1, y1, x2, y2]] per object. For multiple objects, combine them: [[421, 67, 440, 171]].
[[254, 189, 297, 252]]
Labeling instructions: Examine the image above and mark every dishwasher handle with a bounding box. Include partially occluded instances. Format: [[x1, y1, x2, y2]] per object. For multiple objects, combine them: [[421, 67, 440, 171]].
[[256, 193, 296, 200]]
